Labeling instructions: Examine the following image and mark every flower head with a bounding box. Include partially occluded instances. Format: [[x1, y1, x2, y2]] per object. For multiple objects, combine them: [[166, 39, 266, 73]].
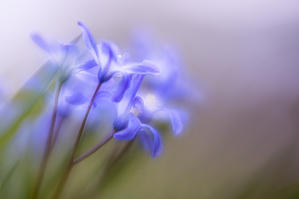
[[31, 33, 84, 83], [109, 75, 163, 157], [55, 22, 160, 116], [77, 21, 159, 83], [128, 33, 193, 135]]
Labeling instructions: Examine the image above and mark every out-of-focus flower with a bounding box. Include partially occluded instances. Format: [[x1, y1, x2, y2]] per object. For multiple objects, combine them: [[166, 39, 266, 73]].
[[120, 32, 199, 155], [131, 33, 193, 130], [133, 93, 184, 135], [131, 31, 197, 102], [31, 33, 85, 83]]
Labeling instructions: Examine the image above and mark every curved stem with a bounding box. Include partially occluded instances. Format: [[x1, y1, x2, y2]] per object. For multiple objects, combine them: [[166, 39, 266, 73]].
[[32, 83, 62, 199], [73, 131, 114, 165], [50, 116, 66, 149], [53, 82, 101, 199]]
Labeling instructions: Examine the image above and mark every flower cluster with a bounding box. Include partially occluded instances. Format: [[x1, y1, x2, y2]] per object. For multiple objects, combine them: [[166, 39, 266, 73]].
[[32, 22, 189, 158], [0, 21, 197, 199]]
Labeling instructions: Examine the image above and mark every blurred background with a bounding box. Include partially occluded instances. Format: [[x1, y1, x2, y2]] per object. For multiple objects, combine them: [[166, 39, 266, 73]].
[[1, 0, 299, 198]]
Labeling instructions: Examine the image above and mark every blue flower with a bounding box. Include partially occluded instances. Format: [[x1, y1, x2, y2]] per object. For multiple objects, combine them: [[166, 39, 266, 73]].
[[31, 33, 85, 83], [30, 22, 193, 158], [109, 32, 201, 157], [96, 74, 162, 157], [56, 69, 99, 117], [130, 31, 199, 102], [56, 22, 160, 115], [98, 32, 197, 157], [77, 21, 159, 83], [132, 93, 184, 135], [127, 33, 192, 136]]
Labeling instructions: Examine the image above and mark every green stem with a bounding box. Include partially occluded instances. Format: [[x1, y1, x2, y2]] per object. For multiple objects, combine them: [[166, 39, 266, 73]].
[[75, 140, 135, 199], [53, 82, 101, 199], [50, 116, 66, 149], [32, 82, 62, 199], [73, 131, 114, 165]]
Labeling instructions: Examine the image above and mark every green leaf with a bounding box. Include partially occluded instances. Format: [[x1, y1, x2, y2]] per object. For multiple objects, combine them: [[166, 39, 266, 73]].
[[0, 61, 58, 150], [0, 160, 20, 193]]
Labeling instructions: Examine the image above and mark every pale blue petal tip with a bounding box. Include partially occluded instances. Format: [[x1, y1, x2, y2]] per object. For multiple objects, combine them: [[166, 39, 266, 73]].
[[169, 110, 184, 135]]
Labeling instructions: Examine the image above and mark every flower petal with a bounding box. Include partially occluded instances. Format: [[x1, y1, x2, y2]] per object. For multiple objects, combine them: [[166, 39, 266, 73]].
[[121, 60, 159, 75], [31, 33, 52, 53], [78, 59, 97, 71], [141, 124, 162, 157], [137, 130, 152, 153], [77, 21, 99, 63], [133, 96, 145, 111], [113, 75, 132, 102], [133, 96, 152, 123], [31, 33, 48, 51], [114, 114, 141, 140], [101, 40, 119, 62], [66, 92, 88, 105], [168, 110, 184, 135], [153, 108, 185, 135]]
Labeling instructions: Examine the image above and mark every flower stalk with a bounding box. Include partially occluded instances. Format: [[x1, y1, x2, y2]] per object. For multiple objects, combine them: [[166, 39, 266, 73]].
[[53, 82, 104, 199], [73, 131, 114, 165], [32, 82, 63, 199]]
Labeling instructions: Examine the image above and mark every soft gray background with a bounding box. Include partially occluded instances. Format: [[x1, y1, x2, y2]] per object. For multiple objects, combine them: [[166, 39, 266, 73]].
[[1, 0, 299, 198]]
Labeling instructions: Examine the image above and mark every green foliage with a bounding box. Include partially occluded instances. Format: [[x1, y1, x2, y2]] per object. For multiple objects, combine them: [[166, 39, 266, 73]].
[[0, 62, 58, 150]]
